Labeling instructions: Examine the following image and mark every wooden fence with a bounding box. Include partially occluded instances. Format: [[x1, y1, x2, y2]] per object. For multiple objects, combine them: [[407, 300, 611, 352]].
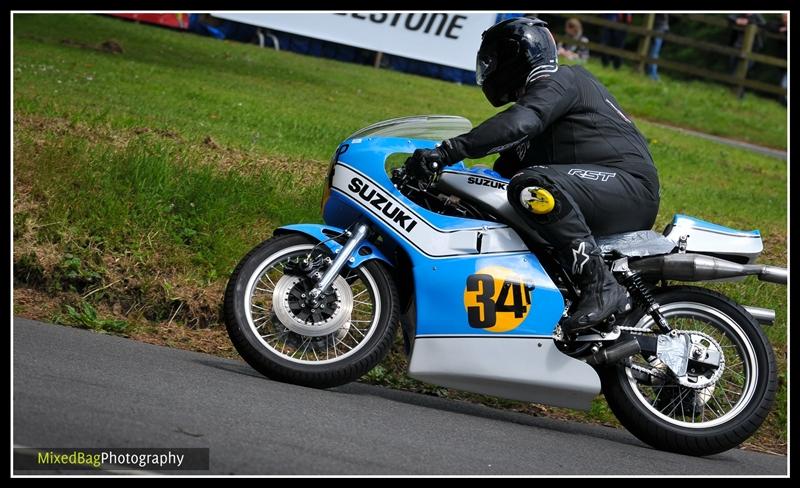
[[548, 13, 787, 97]]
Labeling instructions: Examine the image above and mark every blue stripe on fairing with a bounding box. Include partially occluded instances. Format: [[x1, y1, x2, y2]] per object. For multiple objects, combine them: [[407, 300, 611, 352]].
[[672, 214, 760, 237]]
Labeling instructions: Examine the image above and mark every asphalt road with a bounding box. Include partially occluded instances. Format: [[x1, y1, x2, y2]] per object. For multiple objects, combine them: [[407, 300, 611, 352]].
[[13, 317, 787, 475]]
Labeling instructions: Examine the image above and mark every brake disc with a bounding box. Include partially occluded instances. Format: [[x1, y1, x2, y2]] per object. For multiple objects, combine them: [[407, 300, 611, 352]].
[[272, 274, 353, 337]]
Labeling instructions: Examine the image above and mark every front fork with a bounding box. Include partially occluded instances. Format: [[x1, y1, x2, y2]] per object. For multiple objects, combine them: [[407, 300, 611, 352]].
[[307, 223, 370, 307]]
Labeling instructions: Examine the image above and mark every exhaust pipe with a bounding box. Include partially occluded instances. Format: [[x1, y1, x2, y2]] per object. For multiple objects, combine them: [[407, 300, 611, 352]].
[[743, 306, 776, 325], [629, 254, 787, 285], [588, 337, 641, 365]]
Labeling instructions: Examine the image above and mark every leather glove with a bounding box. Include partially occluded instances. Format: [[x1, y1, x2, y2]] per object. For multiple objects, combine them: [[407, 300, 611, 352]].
[[405, 146, 449, 180]]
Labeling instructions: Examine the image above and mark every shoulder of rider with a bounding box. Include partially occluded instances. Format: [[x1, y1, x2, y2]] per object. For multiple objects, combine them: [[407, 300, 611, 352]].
[[519, 64, 576, 99], [441, 68, 576, 165]]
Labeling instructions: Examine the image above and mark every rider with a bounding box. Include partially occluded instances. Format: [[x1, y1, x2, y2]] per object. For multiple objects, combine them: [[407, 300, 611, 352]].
[[406, 17, 660, 335]]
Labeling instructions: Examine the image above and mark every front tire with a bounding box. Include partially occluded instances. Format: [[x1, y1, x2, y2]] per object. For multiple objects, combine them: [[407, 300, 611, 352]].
[[224, 233, 399, 388], [601, 286, 777, 456]]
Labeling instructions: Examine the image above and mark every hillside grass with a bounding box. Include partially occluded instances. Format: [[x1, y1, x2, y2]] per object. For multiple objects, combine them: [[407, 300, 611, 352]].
[[569, 58, 788, 150], [13, 14, 787, 453]]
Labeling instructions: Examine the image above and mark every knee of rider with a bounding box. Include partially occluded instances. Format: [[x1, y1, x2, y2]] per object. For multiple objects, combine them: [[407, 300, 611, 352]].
[[508, 172, 568, 222], [509, 169, 559, 205]]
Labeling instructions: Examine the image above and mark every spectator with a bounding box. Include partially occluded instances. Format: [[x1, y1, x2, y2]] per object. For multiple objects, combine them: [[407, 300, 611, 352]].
[[765, 13, 787, 105], [645, 14, 669, 81], [558, 17, 590, 63], [727, 13, 766, 76], [599, 13, 632, 69]]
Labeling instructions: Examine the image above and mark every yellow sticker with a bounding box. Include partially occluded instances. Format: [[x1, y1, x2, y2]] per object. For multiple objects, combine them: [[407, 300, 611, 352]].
[[463, 266, 534, 333]]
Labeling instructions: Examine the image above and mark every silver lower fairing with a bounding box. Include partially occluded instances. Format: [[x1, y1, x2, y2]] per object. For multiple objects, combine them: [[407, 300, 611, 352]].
[[407, 336, 601, 410]]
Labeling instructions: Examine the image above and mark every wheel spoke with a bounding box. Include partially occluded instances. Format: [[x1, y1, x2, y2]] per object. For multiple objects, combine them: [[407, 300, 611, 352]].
[[261, 330, 284, 340], [657, 389, 683, 416], [345, 329, 359, 345], [246, 247, 381, 365], [701, 395, 707, 422], [325, 335, 330, 360], [679, 391, 687, 422], [295, 337, 312, 359], [665, 389, 688, 417], [718, 377, 744, 393], [718, 385, 736, 409], [709, 393, 729, 418], [650, 384, 666, 407], [263, 272, 278, 288]]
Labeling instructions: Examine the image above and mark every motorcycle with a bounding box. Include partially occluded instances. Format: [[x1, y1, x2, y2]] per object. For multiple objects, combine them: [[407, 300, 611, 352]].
[[224, 115, 786, 456]]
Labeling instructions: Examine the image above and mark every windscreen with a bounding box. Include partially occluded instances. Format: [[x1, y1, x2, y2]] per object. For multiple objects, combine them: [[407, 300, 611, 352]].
[[346, 115, 473, 141]]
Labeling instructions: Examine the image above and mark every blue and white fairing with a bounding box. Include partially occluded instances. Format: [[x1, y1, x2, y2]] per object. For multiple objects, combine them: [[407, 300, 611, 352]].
[[325, 122, 565, 338], [283, 116, 600, 409]]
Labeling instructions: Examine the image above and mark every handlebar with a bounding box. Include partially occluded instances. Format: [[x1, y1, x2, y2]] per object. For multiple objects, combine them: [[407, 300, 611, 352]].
[[393, 157, 440, 191]]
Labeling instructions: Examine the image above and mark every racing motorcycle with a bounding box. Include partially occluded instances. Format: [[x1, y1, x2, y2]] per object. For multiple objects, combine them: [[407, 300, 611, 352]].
[[224, 115, 786, 456]]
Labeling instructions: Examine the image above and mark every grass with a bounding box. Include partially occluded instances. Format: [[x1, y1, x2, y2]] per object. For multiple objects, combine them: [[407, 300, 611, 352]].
[[12, 14, 787, 453], [566, 58, 788, 150], [13, 14, 786, 159]]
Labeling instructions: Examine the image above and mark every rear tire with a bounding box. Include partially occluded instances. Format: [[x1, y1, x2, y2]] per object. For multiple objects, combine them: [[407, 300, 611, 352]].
[[601, 286, 777, 456], [223, 233, 399, 389]]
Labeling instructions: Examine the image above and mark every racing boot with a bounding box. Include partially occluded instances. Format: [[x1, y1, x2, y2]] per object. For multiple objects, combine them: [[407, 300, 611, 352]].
[[559, 237, 630, 335]]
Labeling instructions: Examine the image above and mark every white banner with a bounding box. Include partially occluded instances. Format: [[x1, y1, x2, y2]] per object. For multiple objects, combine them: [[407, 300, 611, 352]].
[[212, 12, 498, 71]]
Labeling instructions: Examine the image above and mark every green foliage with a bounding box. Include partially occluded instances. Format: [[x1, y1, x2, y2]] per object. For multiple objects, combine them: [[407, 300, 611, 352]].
[[14, 252, 45, 286], [663, 14, 786, 87], [54, 253, 103, 293], [56, 301, 128, 333], [19, 134, 315, 278], [13, 13, 786, 160]]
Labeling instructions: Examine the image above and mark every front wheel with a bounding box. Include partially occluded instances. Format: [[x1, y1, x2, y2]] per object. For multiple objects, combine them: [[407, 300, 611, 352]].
[[223, 233, 399, 388], [601, 286, 778, 456]]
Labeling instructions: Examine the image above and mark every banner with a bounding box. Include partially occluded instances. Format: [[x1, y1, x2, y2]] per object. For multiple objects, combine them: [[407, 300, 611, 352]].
[[212, 13, 498, 71], [111, 14, 189, 29]]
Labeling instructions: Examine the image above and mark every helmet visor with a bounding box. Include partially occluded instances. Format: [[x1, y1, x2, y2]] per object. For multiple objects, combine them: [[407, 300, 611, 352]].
[[476, 51, 497, 87]]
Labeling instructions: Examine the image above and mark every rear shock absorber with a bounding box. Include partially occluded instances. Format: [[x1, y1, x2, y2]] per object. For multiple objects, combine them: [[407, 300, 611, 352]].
[[623, 272, 671, 333]]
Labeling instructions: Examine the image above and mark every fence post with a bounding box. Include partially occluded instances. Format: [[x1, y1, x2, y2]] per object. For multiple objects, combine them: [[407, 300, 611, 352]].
[[637, 13, 656, 73], [734, 23, 757, 97]]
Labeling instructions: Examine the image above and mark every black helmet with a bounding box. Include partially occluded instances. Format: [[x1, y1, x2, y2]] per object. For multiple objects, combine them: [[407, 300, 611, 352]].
[[476, 17, 559, 107]]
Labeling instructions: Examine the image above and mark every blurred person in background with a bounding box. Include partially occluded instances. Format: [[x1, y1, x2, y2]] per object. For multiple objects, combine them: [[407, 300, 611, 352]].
[[599, 13, 632, 69], [558, 17, 590, 63], [766, 13, 788, 106], [645, 14, 669, 81], [727, 13, 766, 77]]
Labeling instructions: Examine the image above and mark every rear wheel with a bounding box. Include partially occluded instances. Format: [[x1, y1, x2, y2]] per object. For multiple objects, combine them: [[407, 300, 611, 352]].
[[601, 286, 777, 456], [224, 233, 399, 388]]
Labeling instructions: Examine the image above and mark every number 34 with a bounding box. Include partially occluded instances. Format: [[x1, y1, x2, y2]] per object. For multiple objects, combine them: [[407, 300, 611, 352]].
[[466, 274, 533, 329]]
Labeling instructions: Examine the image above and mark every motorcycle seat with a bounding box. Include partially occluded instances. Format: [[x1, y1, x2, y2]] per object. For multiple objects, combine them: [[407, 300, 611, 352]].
[[597, 230, 677, 257]]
